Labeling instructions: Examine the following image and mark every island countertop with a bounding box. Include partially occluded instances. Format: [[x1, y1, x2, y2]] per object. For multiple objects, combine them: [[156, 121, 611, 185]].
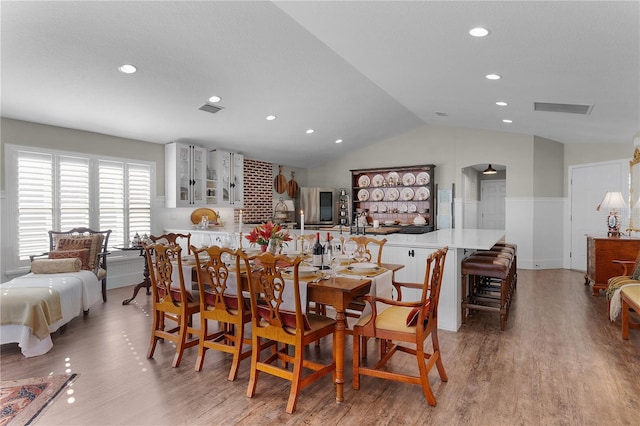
[[379, 228, 505, 250]]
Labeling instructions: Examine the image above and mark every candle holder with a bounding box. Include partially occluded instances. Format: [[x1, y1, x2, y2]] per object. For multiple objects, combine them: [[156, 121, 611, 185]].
[[238, 231, 243, 249]]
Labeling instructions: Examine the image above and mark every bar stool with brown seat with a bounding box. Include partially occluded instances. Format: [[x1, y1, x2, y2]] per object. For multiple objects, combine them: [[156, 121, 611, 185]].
[[144, 242, 200, 367], [244, 252, 336, 414], [353, 246, 449, 406], [191, 245, 252, 381]]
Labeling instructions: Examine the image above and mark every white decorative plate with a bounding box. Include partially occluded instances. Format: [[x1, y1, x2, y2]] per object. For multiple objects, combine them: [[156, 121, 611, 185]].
[[369, 204, 378, 213], [371, 188, 384, 201], [416, 172, 430, 185], [372, 174, 385, 187], [415, 187, 431, 201], [401, 187, 414, 201], [357, 189, 370, 201], [378, 204, 387, 213], [386, 188, 400, 201], [350, 262, 378, 271], [286, 265, 318, 277], [408, 203, 417, 213], [387, 172, 400, 186], [403, 173, 416, 186], [358, 175, 370, 187], [398, 203, 408, 213]]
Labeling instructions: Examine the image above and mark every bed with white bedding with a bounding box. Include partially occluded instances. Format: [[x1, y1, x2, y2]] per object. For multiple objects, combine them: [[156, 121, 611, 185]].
[[0, 270, 100, 357]]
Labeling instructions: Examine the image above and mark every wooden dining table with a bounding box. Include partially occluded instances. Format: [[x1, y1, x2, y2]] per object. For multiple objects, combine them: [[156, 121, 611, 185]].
[[192, 260, 404, 403]]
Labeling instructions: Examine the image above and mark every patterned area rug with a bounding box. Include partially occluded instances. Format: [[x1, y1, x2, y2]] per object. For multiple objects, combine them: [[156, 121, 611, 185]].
[[0, 374, 78, 425]]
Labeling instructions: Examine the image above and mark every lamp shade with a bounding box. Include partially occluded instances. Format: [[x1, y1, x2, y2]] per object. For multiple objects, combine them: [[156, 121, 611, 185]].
[[483, 164, 497, 175], [597, 191, 627, 211]]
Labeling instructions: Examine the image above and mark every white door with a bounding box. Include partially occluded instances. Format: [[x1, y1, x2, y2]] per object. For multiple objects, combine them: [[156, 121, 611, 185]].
[[570, 160, 628, 271], [481, 180, 506, 229]]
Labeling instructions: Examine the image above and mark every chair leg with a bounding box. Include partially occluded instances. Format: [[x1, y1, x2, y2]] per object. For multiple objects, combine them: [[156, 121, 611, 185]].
[[432, 330, 448, 382], [172, 314, 188, 368], [227, 322, 244, 381], [102, 278, 107, 302], [416, 344, 437, 407], [286, 345, 304, 414], [352, 331, 361, 390], [246, 336, 260, 398], [147, 310, 161, 359], [195, 316, 208, 372]]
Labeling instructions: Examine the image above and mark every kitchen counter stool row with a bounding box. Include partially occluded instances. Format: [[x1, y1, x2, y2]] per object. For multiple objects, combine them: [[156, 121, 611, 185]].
[[461, 243, 518, 331]]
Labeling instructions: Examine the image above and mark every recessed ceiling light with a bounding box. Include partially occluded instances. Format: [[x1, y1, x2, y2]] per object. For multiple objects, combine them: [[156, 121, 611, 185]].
[[335, 139, 343, 144], [503, 119, 513, 123], [435, 112, 448, 117], [306, 129, 314, 134], [486, 74, 501, 80], [469, 27, 490, 37], [118, 64, 137, 74], [496, 101, 508, 106], [208, 96, 221, 103], [266, 115, 276, 121]]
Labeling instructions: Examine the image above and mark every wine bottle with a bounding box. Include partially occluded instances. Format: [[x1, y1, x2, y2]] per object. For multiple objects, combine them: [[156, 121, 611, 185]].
[[323, 232, 332, 269], [312, 232, 323, 268]]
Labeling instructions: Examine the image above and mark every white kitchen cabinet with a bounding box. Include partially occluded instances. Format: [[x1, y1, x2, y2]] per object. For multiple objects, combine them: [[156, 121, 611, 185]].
[[208, 150, 244, 207], [383, 245, 435, 301], [165, 142, 207, 207]]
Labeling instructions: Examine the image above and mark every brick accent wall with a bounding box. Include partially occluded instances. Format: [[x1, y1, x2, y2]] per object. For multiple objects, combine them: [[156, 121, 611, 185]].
[[236, 158, 273, 223]]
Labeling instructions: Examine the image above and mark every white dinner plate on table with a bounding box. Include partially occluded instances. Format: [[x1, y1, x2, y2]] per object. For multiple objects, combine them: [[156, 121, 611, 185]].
[[285, 265, 318, 277], [349, 262, 379, 272]]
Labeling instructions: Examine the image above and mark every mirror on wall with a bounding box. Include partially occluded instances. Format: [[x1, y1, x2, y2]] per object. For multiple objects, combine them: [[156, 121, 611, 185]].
[[627, 147, 640, 233]]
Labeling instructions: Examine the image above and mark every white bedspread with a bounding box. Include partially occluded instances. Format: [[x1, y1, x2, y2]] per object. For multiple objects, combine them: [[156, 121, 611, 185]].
[[0, 270, 100, 357]]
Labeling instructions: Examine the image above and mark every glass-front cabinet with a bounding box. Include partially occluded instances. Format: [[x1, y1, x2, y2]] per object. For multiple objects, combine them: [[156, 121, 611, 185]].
[[208, 149, 244, 207], [165, 142, 207, 207]]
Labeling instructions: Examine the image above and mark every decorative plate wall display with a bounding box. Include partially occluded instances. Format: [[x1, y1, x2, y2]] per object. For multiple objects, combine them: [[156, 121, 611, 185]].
[[378, 203, 387, 213], [399, 203, 408, 213], [371, 188, 384, 201], [386, 188, 400, 201], [416, 172, 430, 185], [372, 174, 385, 187], [357, 189, 370, 201], [415, 187, 431, 200], [358, 175, 370, 187], [401, 187, 414, 201], [402, 173, 416, 186], [408, 203, 417, 213]]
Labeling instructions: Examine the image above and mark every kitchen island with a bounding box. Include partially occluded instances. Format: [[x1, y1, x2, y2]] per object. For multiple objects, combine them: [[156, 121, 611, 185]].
[[165, 227, 505, 331]]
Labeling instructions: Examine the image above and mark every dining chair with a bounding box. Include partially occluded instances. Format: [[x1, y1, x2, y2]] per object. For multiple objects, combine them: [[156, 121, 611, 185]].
[[150, 232, 192, 255], [144, 242, 200, 368], [346, 236, 387, 266], [353, 246, 448, 406], [244, 251, 336, 414], [191, 245, 252, 381]]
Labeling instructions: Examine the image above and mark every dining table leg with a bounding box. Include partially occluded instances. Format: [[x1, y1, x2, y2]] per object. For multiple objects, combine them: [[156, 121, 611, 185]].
[[334, 308, 347, 403]]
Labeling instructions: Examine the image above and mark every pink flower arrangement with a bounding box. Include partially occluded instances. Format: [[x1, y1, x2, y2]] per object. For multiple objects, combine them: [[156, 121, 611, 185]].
[[245, 221, 292, 250]]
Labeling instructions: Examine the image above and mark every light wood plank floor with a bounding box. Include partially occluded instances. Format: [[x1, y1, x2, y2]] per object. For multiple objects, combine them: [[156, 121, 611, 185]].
[[1, 269, 639, 425]]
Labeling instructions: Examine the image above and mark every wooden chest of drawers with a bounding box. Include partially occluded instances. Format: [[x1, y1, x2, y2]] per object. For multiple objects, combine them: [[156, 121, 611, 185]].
[[585, 235, 640, 295]]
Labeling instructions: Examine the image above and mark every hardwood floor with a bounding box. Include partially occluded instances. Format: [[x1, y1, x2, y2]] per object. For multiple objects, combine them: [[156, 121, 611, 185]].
[[1, 269, 639, 425]]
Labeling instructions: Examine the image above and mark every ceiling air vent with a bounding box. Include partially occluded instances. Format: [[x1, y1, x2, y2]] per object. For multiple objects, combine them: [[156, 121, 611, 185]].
[[198, 103, 223, 114], [534, 102, 593, 115]]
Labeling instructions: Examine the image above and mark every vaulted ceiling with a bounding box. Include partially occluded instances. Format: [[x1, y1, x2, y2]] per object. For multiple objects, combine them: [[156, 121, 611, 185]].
[[2, 1, 638, 167]]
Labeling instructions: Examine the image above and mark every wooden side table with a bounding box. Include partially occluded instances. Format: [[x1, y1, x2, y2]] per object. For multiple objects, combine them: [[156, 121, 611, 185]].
[[120, 246, 151, 305], [585, 235, 640, 295]]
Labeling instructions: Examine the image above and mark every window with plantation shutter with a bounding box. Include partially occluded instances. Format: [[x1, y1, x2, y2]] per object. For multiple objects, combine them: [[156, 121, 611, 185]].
[[5, 144, 155, 272]]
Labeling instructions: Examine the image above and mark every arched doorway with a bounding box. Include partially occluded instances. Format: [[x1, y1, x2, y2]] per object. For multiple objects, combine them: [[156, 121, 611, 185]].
[[461, 164, 506, 230]]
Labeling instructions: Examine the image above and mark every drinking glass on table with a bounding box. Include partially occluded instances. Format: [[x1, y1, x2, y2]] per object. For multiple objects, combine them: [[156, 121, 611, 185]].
[[330, 255, 341, 277], [344, 240, 357, 265]]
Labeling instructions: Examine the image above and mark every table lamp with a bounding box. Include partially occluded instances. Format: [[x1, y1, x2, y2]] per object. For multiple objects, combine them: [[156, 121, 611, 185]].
[[596, 191, 627, 237]]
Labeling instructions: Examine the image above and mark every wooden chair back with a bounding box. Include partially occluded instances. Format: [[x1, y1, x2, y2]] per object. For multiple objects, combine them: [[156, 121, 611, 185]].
[[191, 245, 252, 380], [144, 242, 199, 367], [347, 236, 387, 265], [150, 232, 192, 255]]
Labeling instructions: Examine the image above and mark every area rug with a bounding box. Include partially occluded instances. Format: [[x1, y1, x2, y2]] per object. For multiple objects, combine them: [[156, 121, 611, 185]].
[[0, 373, 78, 425]]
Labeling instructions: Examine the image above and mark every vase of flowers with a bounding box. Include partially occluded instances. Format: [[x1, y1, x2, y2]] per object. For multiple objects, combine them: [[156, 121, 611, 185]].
[[245, 221, 292, 254]]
